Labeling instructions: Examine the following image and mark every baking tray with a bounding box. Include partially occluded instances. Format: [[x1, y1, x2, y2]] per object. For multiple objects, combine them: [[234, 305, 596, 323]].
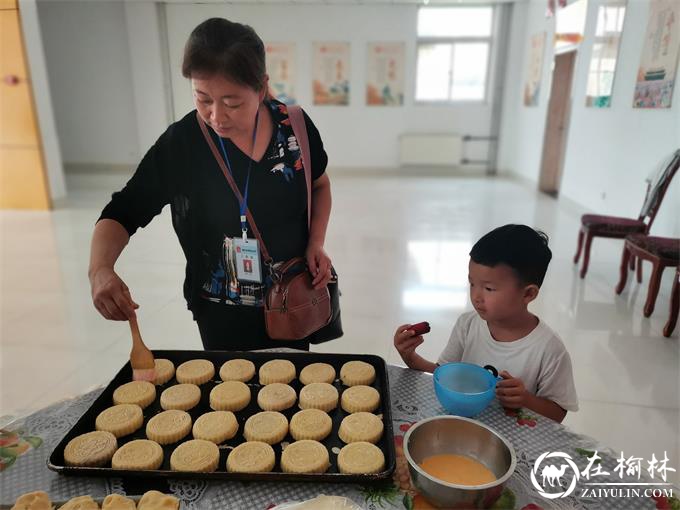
[[48, 350, 396, 483]]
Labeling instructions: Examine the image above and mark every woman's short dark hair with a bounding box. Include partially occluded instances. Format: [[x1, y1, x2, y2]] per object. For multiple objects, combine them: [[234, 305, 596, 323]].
[[182, 18, 266, 91], [469, 224, 553, 287]]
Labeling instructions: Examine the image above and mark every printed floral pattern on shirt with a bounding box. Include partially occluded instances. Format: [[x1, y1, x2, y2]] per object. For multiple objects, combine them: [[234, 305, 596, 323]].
[[266, 102, 304, 182]]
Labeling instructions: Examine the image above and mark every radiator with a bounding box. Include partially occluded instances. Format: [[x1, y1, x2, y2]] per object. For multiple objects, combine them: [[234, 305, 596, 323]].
[[399, 133, 463, 166]]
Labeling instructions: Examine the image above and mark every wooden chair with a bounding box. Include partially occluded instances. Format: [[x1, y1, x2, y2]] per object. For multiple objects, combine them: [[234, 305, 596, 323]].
[[615, 235, 679, 326], [664, 267, 679, 337], [573, 150, 680, 278]]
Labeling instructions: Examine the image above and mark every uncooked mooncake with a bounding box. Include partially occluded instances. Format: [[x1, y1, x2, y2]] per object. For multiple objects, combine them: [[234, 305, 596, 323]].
[[160, 383, 201, 411], [226, 441, 275, 473], [137, 491, 180, 510], [280, 440, 329, 474], [289, 409, 333, 441], [175, 359, 215, 385], [57, 496, 99, 510], [340, 385, 380, 413], [112, 381, 156, 409], [192, 411, 239, 444], [298, 383, 338, 412], [102, 495, 136, 510], [63, 431, 117, 467], [145, 409, 192, 445], [257, 383, 297, 411], [259, 359, 296, 385], [153, 359, 175, 385], [340, 361, 376, 386], [219, 359, 255, 382], [243, 411, 288, 444], [338, 442, 385, 474], [299, 363, 336, 385], [209, 381, 251, 411], [338, 412, 383, 444], [10, 491, 51, 510], [170, 439, 219, 472], [111, 439, 164, 470], [95, 404, 143, 438]]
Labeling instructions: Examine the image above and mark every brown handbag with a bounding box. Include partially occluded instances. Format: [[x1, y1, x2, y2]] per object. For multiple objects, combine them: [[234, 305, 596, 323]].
[[197, 109, 332, 341], [264, 257, 331, 340]]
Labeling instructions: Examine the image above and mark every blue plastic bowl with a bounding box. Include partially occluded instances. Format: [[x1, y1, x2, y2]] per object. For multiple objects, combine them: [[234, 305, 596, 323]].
[[433, 362, 500, 417]]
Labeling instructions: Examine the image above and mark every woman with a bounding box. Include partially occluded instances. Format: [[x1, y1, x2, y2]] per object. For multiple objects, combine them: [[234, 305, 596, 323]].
[[88, 18, 333, 351]]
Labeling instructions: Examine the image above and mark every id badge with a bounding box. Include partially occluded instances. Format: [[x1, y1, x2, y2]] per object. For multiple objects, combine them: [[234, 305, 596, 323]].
[[233, 237, 263, 283]]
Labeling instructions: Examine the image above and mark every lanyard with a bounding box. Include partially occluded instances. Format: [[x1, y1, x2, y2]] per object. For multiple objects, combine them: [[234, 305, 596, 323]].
[[217, 108, 260, 240]]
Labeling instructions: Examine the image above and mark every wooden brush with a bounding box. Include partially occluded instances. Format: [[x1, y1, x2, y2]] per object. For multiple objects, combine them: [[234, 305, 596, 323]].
[[129, 316, 155, 382]]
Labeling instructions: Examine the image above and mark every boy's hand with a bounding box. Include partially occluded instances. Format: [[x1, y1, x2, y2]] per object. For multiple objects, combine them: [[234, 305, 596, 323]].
[[394, 324, 424, 365], [496, 370, 528, 409]]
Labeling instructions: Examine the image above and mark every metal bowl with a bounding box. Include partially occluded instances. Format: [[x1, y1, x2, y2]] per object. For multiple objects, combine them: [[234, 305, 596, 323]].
[[403, 416, 516, 509]]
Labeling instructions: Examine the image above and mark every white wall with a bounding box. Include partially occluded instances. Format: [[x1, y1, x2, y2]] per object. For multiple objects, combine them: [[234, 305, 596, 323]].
[[18, 0, 66, 200], [497, 0, 531, 179], [37, 0, 140, 166], [498, 0, 680, 236], [35, 1, 509, 170], [124, 2, 171, 154], [159, 2, 504, 169]]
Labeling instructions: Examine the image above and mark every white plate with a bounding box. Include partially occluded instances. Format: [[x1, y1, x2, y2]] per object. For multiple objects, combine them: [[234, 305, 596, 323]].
[[271, 495, 365, 510]]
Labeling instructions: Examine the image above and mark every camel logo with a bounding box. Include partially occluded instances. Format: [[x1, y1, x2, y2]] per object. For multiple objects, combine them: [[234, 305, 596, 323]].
[[531, 452, 581, 499], [542, 463, 568, 486]]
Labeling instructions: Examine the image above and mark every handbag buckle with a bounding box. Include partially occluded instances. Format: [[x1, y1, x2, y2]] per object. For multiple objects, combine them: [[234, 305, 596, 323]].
[[267, 261, 282, 283]]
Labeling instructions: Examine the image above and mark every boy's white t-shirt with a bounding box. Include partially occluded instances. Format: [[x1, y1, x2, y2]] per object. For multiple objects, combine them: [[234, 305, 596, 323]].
[[436, 311, 579, 412]]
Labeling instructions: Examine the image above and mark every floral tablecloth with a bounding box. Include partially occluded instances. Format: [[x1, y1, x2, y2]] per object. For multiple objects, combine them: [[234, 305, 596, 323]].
[[1, 357, 677, 509]]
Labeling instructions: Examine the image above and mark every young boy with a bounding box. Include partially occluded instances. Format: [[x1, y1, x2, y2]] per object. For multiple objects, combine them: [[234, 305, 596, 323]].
[[394, 224, 578, 422]]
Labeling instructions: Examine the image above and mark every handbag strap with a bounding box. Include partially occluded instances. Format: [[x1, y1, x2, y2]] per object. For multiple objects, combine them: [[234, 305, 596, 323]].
[[197, 104, 314, 270], [196, 111, 273, 265], [287, 104, 312, 231]]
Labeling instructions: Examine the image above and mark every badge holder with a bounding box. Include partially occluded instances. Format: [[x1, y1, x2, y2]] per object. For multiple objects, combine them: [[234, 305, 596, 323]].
[[233, 222, 263, 283]]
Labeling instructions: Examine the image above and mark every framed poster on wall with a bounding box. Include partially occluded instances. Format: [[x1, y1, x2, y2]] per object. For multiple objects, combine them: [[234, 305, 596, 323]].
[[524, 32, 546, 106], [366, 42, 405, 106], [313, 42, 350, 106], [633, 0, 680, 109], [265, 42, 296, 105]]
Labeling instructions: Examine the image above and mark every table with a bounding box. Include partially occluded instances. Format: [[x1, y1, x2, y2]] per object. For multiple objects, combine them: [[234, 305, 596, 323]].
[[1, 360, 676, 509]]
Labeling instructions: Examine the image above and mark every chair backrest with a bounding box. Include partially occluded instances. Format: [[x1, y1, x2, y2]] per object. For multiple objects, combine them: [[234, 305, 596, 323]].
[[639, 149, 680, 231]]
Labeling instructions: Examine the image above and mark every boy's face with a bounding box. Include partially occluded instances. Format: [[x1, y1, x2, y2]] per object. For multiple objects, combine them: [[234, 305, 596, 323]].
[[468, 260, 538, 322]]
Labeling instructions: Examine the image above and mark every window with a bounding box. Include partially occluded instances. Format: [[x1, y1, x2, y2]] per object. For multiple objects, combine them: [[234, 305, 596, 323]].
[[415, 7, 494, 102], [585, 2, 626, 107]]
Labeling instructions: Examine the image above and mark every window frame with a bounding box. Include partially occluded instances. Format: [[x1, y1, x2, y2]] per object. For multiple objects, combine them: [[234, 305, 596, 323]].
[[584, 2, 626, 105], [414, 5, 496, 105]]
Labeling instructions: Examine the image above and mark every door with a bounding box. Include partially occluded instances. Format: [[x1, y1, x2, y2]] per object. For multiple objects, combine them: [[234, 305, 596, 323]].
[[0, 1, 51, 209], [539, 50, 576, 196]]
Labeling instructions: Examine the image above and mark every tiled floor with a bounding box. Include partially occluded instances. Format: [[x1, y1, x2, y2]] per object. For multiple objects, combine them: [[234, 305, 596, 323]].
[[1, 170, 678, 483]]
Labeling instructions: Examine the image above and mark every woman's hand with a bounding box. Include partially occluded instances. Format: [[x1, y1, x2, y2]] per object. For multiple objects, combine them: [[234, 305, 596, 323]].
[[305, 243, 332, 290], [90, 267, 139, 321]]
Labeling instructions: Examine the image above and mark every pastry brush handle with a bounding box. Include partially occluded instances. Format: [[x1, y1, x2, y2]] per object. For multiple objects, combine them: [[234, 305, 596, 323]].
[[129, 316, 155, 379], [129, 316, 145, 349]]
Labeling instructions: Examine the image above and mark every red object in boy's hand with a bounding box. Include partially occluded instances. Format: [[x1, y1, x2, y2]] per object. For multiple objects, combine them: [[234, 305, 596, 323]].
[[410, 321, 431, 335]]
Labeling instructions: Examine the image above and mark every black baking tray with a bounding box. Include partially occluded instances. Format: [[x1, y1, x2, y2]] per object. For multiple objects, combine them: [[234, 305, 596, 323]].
[[48, 350, 396, 483]]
